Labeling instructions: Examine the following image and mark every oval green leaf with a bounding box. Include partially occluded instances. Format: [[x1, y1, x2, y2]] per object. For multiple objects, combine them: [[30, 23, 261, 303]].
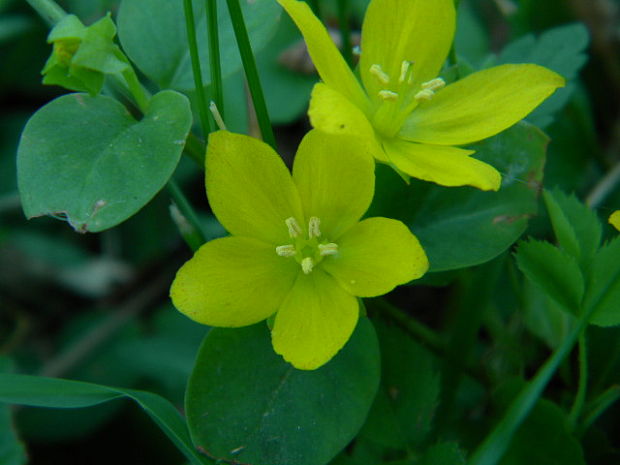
[[368, 122, 547, 272], [17, 91, 192, 233], [117, 0, 281, 91], [186, 319, 380, 465]]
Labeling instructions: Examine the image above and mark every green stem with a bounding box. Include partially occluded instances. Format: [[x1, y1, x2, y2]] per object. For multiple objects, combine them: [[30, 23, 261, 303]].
[[447, 0, 460, 73], [337, 0, 353, 67], [122, 67, 151, 114], [183, 0, 213, 138], [568, 332, 588, 429], [468, 306, 596, 465], [167, 179, 208, 250], [185, 132, 207, 167], [579, 385, 620, 435], [206, 0, 224, 122], [225, 0, 277, 150], [25, 0, 65, 26]]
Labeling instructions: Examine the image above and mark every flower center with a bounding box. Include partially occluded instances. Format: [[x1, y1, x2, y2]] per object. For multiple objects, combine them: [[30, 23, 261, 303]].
[[368, 61, 445, 138], [275, 217, 338, 274]]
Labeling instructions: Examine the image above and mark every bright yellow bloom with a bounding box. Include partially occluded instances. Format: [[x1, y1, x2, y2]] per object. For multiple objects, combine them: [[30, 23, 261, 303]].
[[278, 0, 565, 191], [170, 130, 428, 370], [610, 211, 620, 231]]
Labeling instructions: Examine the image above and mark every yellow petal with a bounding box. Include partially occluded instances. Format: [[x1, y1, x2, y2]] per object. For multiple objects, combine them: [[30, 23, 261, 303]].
[[277, 0, 369, 111], [308, 83, 388, 162], [206, 130, 304, 245], [170, 236, 299, 327], [292, 130, 375, 239], [610, 211, 620, 231], [271, 270, 359, 370], [384, 138, 502, 191], [322, 217, 428, 297], [400, 64, 565, 145], [359, 0, 455, 104]]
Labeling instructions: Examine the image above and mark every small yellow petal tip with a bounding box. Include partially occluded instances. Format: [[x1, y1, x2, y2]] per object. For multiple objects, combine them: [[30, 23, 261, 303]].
[[609, 211, 620, 231]]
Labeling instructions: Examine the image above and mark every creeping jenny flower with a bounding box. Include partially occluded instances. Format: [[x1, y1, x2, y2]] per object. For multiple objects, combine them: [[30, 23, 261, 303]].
[[610, 211, 620, 231], [278, 0, 565, 191], [170, 130, 428, 370]]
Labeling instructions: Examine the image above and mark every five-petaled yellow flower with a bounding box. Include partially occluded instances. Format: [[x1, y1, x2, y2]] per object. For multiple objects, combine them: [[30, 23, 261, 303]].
[[610, 211, 620, 231], [278, 0, 565, 191], [170, 130, 428, 369]]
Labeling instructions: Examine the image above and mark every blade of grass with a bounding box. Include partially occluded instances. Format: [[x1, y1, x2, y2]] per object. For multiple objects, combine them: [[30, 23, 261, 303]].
[[206, 0, 224, 121], [336, 0, 353, 67], [225, 0, 276, 150], [183, 0, 213, 138]]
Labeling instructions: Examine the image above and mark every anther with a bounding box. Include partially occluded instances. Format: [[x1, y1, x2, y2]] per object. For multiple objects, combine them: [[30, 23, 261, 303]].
[[369, 64, 390, 85], [308, 216, 321, 238], [414, 89, 435, 101], [399, 61, 412, 83], [378, 90, 399, 101], [276, 245, 297, 257], [301, 257, 314, 274], [318, 243, 338, 256], [285, 217, 302, 238], [421, 78, 445, 91]]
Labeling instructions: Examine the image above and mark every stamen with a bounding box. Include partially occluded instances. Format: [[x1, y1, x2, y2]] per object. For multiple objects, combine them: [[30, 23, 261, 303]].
[[308, 216, 321, 238], [209, 101, 227, 130], [421, 78, 445, 91], [399, 60, 412, 83], [301, 257, 314, 274], [276, 245, 296, 257], [414, 89, 435, 101], [318, 243, 338, 256], [378, 90, 399, 101], [369, 64, 390, 85], [285, 217, 302, 238]]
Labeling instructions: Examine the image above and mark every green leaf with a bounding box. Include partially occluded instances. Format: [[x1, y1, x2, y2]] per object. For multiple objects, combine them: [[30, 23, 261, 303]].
[[0, 374, 207, 465], [499, 389, 586, 465], [360, 322, 439, 448], [117, 0, 281, 91], [0, 358, 27, 465], [515, 239, 584, 314], [585, 237, 620, 327], [17, 90, 192, 233], [498, 23, 589, 127], [420, 442, 467, 465], [186, 319, 380, 465], [543, 188, 601, 266], [368, 122, 547, 272]]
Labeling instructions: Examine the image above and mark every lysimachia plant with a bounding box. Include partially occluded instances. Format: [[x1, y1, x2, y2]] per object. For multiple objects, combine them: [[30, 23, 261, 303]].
[[2, 0, 620, 464]]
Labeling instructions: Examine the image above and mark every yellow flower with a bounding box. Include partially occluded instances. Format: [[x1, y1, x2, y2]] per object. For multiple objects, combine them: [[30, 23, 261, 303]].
[[278, 0, 565, 191], [170, 130, 428, 369], [610, 211, 620, 231]]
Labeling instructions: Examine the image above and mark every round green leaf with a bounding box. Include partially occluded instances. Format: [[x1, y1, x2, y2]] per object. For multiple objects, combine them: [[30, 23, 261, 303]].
[[185, 319, 380, 465], [17, 91, 192, 232], [117, 0, 281, 91], [368, 122, 547, 272]]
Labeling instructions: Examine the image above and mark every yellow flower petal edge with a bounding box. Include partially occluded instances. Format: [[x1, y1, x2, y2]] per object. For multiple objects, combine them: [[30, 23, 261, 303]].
[[271, 270, 359, 370], [400, 64, 565, 146], [384, 138, 502, 191], [206, 130, 304, 245], [170, 236, 298, 327], [359, 0, 455, 106], [293, 130, 375, 239], [322, 217, 429, 298], [308, 83, 388, 162], [277, 0, 369, 111], [610, 211, 620, 231]]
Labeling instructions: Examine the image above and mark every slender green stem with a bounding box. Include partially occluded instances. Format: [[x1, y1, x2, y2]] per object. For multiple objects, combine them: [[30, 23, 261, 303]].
[[447, 0, 460, 74], [468, 305, 596, 465], [183, 0, 213, 138], [167, 179, 208, 249], [206, 0, 224, 122], [225, 0, 277, 150], [25, 0, 65, 26], [337, 0, 353, 67], [569, 332, 588, 429], [579, 385, 620, 435], [586, 161, 620, 208], [185, 132, 207, 167]]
